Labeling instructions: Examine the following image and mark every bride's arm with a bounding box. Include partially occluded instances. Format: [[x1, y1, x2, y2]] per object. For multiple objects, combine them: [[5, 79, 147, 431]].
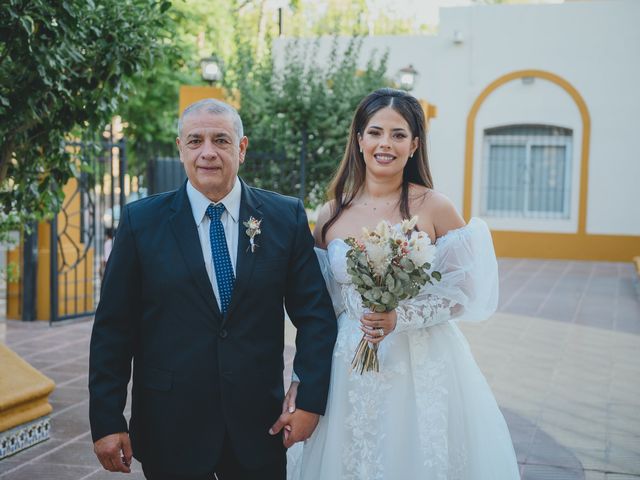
[[394, 215, 499, 333], [390, 193, 468, 332], [361, 273, 462, 338], [394, 291, 461, 332]]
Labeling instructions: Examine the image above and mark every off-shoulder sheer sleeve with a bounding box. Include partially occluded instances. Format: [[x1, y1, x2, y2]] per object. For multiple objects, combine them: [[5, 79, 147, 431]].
[[394, 218, 498, 333]]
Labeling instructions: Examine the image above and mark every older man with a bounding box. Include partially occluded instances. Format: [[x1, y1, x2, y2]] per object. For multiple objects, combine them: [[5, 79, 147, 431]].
[[89, 99, 337, 480]]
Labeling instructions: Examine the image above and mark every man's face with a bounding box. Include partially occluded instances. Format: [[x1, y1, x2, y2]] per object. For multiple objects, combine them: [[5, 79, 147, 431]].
[[176, 111, 248, 202]]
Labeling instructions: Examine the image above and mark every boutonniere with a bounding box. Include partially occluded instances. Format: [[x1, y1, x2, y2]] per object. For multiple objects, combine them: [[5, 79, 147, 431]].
[[243, 216, 262, 253]]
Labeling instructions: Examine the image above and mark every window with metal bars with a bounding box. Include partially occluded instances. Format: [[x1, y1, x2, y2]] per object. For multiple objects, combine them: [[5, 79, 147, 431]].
[[481, 125, 573, 219]]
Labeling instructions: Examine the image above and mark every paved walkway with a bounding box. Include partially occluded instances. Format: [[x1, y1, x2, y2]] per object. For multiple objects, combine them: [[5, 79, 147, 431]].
[[0, 258, 638, 479]]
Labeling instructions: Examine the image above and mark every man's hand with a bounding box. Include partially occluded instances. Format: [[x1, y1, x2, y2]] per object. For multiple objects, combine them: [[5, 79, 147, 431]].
[[94, 432, 132, 473], [269, 408, 319, 448], [283, 381, 299, 414], [276, 381, 300, 445]]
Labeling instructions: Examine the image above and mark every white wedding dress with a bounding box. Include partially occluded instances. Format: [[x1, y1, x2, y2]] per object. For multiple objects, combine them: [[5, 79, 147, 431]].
[[287, 218, 520, 480]]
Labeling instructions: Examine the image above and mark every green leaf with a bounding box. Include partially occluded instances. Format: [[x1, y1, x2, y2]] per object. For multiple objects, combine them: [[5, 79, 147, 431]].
[[396, 269, 410, 282], [19, 15, 35, 35], [385, 274, 395, 291], [381, 291, 392, 305], [363, 290, 376, 302], [362, 275, 375, 287]]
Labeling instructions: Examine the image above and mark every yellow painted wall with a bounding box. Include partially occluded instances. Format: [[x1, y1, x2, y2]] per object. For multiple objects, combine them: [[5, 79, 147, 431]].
[[418, 99, 438, 125], [6, 177, 95, 321], [492, 231, 640, 262], [178, 85, 238, 115]]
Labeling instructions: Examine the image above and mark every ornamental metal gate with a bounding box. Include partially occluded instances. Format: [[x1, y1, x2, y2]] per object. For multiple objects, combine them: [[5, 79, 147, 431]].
[[49, 137, 127, 323]]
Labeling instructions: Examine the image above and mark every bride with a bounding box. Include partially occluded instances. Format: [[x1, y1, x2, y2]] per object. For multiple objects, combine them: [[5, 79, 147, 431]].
[[283, 88, 520, 479]]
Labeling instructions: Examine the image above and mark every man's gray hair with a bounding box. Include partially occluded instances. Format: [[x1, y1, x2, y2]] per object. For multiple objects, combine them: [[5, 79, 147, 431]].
[[177, 98, 244, 142]]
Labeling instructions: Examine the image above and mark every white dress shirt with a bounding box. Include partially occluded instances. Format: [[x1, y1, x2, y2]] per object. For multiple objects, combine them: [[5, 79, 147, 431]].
[[186, 178, 241, 310]]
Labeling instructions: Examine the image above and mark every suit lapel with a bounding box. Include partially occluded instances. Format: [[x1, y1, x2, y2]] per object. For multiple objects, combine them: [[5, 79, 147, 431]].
[[223, 180, 263, 326], [169, 183, 222, 320]]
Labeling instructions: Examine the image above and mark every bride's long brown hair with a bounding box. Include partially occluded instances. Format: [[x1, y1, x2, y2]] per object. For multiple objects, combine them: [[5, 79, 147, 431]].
[[321, 88, 433, 242]]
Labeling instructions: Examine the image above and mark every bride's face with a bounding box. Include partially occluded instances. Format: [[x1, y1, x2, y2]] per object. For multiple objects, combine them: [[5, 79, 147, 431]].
[[357, 107, 418, 181]]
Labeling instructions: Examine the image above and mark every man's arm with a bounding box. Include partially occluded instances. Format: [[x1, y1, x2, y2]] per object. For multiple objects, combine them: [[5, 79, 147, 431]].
[[283, 200, 337, 414], [89, 205, 141, 469]]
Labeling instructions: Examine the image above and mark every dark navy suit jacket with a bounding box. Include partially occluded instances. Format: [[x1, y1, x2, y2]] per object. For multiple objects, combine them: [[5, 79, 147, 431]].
[[89, 179, 337, 476]]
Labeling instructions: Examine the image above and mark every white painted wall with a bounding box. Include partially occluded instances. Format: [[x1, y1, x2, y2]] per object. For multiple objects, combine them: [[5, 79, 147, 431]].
[[273, 0, 640, 235]]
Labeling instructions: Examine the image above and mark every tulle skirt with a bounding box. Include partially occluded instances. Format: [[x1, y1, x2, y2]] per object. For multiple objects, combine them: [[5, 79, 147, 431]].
[[287, 312, 520, 480]]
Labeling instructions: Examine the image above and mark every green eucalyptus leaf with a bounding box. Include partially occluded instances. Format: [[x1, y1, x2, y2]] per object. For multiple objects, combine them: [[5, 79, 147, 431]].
[[385, 274, 395, 291], [381, 291, 391, 305], [362, 275, 375, 287]]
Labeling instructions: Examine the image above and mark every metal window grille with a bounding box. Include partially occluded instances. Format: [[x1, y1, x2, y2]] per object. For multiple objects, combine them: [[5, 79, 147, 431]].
[[481, 125, 573, 219]]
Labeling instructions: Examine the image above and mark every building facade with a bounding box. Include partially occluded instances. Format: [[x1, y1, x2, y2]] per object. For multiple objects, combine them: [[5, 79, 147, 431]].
[[275, 0, 640, 260]]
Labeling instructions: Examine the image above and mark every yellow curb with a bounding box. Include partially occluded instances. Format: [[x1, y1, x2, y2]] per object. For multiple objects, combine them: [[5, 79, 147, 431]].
[[0, 345, 55, 432]]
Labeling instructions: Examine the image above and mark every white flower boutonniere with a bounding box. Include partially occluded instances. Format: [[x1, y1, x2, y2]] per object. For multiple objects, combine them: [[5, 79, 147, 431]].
[[243, 216, 262, 253]]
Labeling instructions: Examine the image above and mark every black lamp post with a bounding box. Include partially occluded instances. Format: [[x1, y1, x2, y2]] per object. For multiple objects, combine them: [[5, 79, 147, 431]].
[[200, 54, 223, 85], [397, 64, 418, 92]]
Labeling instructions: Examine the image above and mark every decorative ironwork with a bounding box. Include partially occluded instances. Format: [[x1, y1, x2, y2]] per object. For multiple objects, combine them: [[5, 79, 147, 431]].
[[50, 138, 126, 323]]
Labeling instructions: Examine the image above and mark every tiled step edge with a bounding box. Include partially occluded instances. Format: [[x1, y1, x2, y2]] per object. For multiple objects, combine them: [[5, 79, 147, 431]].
[[0, 415, 51, 460]]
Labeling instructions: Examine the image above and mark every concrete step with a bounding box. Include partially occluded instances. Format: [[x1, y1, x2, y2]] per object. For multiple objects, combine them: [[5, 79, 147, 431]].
[[0, 344, 55, 459]]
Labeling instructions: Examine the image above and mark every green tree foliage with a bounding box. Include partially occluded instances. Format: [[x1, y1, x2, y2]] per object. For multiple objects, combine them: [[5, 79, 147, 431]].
[[120, 0, 421, 173], [283, 0, 432, 36], [0, 0, 171, 239], [118, 0, 240, 169], [230, 37, 390, 207]]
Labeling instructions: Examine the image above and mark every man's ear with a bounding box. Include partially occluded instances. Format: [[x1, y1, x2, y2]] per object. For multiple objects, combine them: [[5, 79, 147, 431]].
[[176, 137, 184, 162], [239, 136, 249, 164]]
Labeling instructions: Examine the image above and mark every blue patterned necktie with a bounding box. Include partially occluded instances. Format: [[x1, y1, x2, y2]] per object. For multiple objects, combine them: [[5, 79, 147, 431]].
[[206, 203, 235, 315]]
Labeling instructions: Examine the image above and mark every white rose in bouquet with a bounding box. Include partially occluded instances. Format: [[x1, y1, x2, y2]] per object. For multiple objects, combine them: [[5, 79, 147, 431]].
[[407, 231, 436, 267]]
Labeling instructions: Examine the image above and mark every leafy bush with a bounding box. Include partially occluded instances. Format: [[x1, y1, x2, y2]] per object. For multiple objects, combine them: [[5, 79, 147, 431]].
[[0, 0, 170, 240], [230, 37, 389, 207]]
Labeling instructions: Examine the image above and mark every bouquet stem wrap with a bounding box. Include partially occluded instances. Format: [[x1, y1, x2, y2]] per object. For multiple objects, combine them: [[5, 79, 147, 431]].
[[351, 334, 380, 373]]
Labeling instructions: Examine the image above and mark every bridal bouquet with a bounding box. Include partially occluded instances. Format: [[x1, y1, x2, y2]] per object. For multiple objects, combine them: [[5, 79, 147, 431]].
[[345, 216, 441, 373]]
